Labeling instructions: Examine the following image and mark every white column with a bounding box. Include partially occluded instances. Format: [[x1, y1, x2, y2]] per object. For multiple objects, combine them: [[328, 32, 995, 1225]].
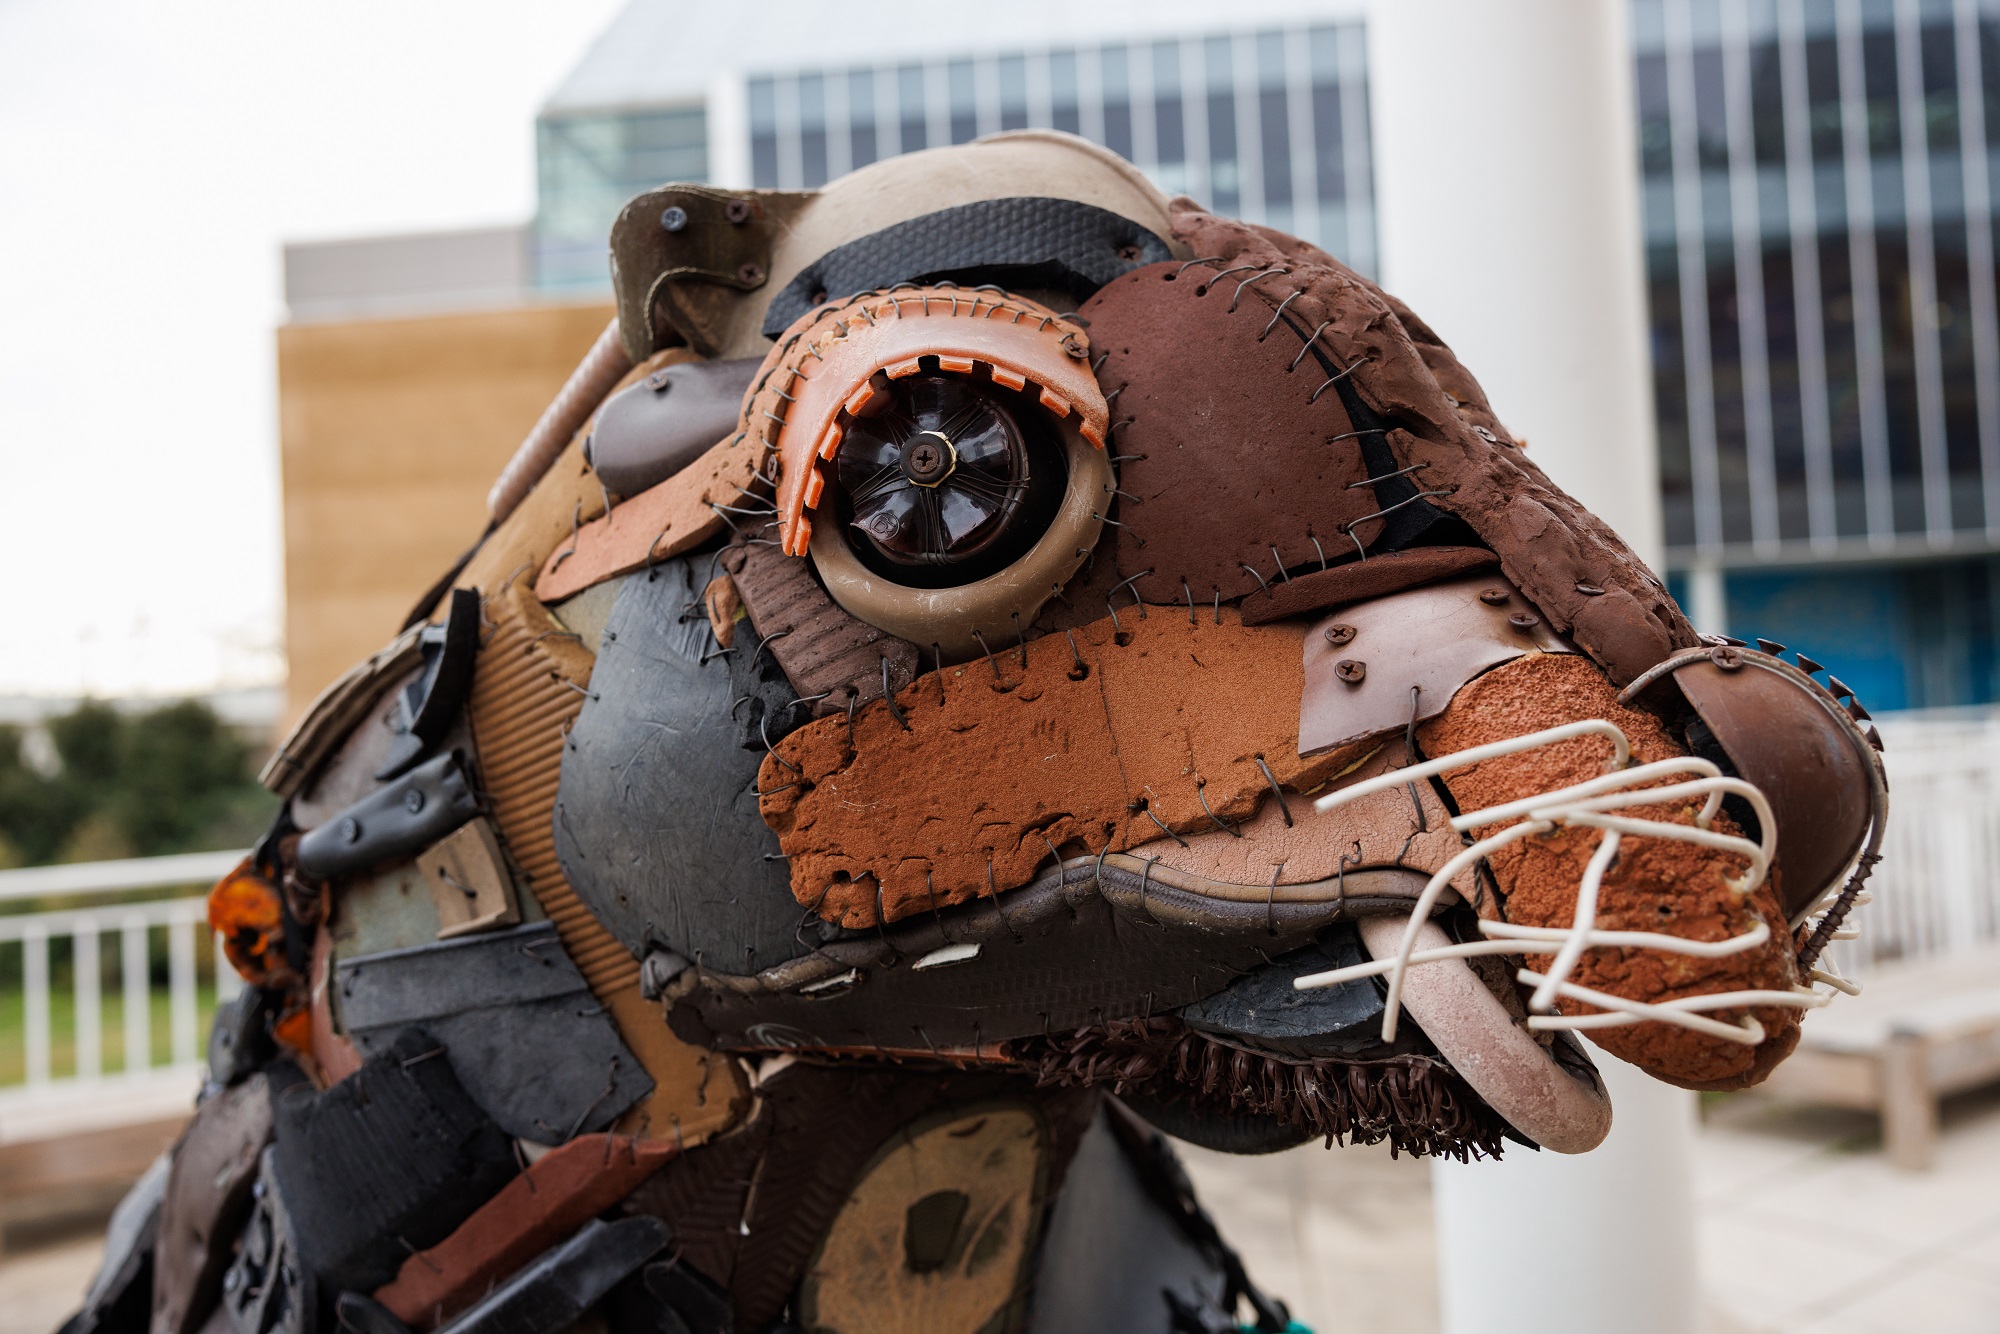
[[1431, 1052, 1699, 1334], [707, 74, 752, 191], [1366, 5, 1699, 1333], [1368, 0, 1664, 563]]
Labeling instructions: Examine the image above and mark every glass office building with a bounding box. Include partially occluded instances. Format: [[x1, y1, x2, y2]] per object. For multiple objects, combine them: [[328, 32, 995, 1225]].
[[740, 27, 1375, 272], [531, 0, 2000, 711], [535, 105, 709, 291], [531, 21, 1374, 289], [1638, 0, 2000, 708]]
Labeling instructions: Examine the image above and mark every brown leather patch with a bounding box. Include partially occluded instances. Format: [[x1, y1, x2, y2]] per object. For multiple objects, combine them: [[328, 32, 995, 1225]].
[[723, 541, 919, 716], [758, 608, 1368, 930], [1239, 546, 1497, 625], [1417, 652, 1801, 1091], [375, 1134, 675, 1330], [1077, 263, 1385, 603], [1169, 203, 1698, 685]]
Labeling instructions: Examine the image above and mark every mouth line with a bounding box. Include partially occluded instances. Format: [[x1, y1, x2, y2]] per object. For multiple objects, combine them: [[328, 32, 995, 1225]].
[[697, 856, 1441, 1001]]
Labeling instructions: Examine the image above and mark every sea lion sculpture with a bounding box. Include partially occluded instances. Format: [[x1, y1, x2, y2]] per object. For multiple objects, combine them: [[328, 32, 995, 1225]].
[[66, 132, 1884, 1334]]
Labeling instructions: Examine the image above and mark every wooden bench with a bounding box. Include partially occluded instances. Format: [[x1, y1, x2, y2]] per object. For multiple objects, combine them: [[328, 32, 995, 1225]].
[[1755, 943, 2000, 1169]]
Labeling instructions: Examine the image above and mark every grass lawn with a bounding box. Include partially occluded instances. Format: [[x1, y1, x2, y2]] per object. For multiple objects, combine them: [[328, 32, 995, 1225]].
[[0, 984, 219, 1085]]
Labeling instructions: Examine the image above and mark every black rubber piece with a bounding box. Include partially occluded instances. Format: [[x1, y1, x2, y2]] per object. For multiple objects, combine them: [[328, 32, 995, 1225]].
[[441, 1217, 670, 1334], [1176, 922, 1390, 1059], [335, 922, 653, 1143], [761, 197, 1172, 337], [376, 588, 481, 781], [1116, 1090, 1314, 1156], [554, 555, 817, 974], [333, 1293, 413, 1334], [1026, 1106, 1244, 1332], [603, 1259, 735, 1334], [205, 988, 276, 1090], [270, 1029, 517, 1296], [295, 751, 478, 882]]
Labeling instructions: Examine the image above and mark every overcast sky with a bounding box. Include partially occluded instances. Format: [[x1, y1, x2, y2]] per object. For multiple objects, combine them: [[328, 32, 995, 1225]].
[[0, 0, 625, 700]]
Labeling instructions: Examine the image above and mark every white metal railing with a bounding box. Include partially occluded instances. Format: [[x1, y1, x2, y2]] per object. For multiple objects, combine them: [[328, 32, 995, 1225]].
[[1, 850, 246, 1094], [1832, 709, 2000, 979]]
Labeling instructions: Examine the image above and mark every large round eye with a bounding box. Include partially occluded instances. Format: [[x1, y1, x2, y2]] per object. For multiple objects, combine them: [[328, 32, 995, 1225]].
[[754, 285, 1113, 659], [833, 373, 1067, 587]]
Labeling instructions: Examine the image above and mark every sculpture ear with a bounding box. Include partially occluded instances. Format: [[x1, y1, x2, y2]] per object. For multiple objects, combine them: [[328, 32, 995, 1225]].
[[611, 185, 816, 361]]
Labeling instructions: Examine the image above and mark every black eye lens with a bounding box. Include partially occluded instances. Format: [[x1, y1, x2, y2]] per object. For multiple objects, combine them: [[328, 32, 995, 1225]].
[[832, 372, 1066, 587]]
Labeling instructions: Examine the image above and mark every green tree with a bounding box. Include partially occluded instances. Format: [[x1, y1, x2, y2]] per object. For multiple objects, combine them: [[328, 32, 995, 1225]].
[[0, 700, 276, 866], [108, 702, 257, 854], [0, 723, 86, 865]]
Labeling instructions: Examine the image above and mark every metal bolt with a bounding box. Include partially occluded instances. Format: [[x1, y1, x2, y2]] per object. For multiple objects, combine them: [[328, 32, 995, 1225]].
[[724, 198, 753, 224], [738, 262, 765, 285], [1575, 582, 1605, 596], [1756, 637, 1787, 655], [1473, 426, 1498, 442], [1478, 588, 1510, 606], [646, 370, 672, 391], [1324, 623, 1357, 646], [1709, 646, 1744, 672], [403, 788, 425, 814], [659, 205, 688, 233], [338, 817, 361, 844], [1508, 612, 1540, 631], [1335, 659, 1367, 684]]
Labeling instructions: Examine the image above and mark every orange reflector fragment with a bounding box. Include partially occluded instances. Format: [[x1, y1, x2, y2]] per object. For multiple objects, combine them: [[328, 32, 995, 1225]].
[[207, 857, 291, 988]]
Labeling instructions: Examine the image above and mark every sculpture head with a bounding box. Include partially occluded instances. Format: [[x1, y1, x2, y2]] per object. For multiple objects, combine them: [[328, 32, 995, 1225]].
[[157, 131, 1885, 1334]]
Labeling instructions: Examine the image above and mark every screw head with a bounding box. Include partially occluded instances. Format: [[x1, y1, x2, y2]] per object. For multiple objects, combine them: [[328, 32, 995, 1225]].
[[738, 261, 765, 285], [659, 205, 688, 233], [338, 816, 361, 844], [1509, 611, 1540, 631], [1324, 623, 1357, 646], [1478, 588, 1510, 606], [724, 198, 753, 224], [403, 788, 426, 814], [900, 430, 956, 487], [1576, 582, 1606, 596], [1710, 646, 1744, 672], [1335, 658, 1367, 684]]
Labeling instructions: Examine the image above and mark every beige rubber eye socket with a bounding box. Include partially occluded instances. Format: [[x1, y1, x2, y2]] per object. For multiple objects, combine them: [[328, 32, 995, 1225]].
[[811, 421, 1112, 662]]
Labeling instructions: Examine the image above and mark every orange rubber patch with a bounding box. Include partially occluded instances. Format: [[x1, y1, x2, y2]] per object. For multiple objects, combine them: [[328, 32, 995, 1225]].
[[761, 287, 1109, 557]]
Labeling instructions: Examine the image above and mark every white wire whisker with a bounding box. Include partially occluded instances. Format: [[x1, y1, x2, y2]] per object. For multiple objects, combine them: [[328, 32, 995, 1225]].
[[1295, 716, 1849, 1049], [1312, 720, 1631, 817], [1518, 969, 1831, 1044], [1292, 918, 1776, 991]]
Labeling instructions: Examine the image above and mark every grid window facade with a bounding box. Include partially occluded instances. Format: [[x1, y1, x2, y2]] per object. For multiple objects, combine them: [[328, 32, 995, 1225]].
[[533, 104, 709, 292], [1637, 0, 2000, 565], [744, 24, 1376, 273]]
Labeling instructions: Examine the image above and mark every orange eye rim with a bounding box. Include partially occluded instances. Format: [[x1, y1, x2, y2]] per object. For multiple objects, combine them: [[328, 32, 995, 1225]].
[[762, 287, 1109, 558]]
